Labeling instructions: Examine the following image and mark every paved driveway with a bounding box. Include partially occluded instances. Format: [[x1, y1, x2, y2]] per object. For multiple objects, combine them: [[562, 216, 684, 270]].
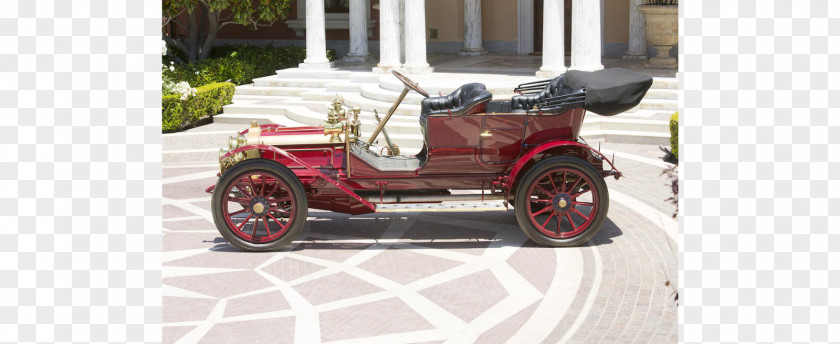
[[162, 123, 678, 343]]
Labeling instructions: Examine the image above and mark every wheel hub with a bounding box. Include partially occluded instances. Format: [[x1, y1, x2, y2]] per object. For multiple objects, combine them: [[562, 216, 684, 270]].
[[552, 193, 572, 214], [249, 196, 269, 216]]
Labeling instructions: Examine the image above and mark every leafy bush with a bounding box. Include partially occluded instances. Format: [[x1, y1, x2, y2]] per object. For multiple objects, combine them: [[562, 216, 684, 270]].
[[162, 82, 235, 132], [669, 112, 678, 161], [163, 44, 337, 88]]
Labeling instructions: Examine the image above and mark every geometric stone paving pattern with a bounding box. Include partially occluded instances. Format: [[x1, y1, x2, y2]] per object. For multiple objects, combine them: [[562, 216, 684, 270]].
[[162, 123, 677, 343]]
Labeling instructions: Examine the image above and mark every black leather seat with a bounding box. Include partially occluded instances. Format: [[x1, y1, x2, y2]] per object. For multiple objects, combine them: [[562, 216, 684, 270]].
[[419, 83, 492, 140], [511, 76, 576, 112]]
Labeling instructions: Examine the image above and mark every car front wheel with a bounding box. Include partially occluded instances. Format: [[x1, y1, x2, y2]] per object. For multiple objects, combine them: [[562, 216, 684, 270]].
[[211, 160, 308, 251]]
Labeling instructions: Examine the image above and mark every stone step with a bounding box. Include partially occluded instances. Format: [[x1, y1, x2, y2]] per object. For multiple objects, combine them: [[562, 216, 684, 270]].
[[348, 72, 383, 83], [274, 68, 352, 79], [230, 95, 298, 103], [639, 98, 678, 111], [360, 84, 428, 105], [324, 80, 362, 92], [255, 102, 421, 135], [300, 90, 351, 102], [233, 93, 423, 125], [608, 109, 674, 120], [223, 103, 293, 116], [651, 77, 678, 90], [644, 89, 678, 100], [252, 76, 338, 88], [341, 92, 422, 116], [234, 85, 317, 97]]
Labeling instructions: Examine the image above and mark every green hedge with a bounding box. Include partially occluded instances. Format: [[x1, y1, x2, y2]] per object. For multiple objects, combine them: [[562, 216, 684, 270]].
[[164, 45, 337, 88], [669, 112, 678, 161], [162, 82, 235, 132]]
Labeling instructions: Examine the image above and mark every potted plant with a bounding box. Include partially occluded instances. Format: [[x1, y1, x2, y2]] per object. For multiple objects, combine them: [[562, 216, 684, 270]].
[[637, 0, 678, 69]]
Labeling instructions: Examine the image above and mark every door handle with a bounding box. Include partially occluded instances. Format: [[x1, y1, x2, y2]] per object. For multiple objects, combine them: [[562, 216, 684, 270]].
[[480, 130, 492, 137]]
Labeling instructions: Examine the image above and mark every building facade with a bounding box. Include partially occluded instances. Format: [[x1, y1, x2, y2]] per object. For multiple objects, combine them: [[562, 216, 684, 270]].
[[210, 0, 651, 76]]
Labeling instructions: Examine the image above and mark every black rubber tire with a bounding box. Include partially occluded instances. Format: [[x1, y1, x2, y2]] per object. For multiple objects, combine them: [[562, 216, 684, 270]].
[[211, 159, 308, 251], [514, 156, 609, 247]]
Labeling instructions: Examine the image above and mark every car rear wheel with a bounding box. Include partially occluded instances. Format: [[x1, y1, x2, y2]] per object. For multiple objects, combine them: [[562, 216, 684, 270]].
[[211, 160, 308, 251], [514, 156, 608, 247]]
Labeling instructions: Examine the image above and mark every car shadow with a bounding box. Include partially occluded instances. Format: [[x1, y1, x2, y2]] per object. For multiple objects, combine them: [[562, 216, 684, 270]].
[[203, 213, 623, 251], [586, 217, 623, 246]]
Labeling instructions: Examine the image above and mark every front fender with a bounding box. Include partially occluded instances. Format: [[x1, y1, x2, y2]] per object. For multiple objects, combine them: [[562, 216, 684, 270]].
[[218, 144, 375, 211], [506, 140, 622, 193]]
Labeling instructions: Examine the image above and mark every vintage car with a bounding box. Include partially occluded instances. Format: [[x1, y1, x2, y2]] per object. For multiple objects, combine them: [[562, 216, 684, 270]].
[[206, 69, 653, 251]]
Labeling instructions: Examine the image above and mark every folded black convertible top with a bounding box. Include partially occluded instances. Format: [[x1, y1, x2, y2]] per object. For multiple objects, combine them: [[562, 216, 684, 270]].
[[562, 68, 653, 116]]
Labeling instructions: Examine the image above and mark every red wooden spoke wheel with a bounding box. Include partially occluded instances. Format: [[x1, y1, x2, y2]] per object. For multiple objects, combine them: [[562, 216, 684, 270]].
[[211, 160, 308, 251], [514, 156, 608, 247]]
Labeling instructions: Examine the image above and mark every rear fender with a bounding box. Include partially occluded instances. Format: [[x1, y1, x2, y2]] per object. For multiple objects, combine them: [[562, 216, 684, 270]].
[[506, 140, 621, 193]]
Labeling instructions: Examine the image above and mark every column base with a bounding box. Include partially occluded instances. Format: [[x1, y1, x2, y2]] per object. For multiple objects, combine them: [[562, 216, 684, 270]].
[[458, 48, 488, 56], [623, 51, 649, 60], [569, 64, 604, 72], [535, 66, 567, 78], [372, 63, 401, 74], [342, 54, 373, 63], [402, 64, 434, 74], [298, 61, 335, 70]]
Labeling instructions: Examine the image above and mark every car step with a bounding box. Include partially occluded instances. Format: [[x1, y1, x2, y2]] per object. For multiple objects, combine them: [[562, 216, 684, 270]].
[[375, 201, 510, 213]]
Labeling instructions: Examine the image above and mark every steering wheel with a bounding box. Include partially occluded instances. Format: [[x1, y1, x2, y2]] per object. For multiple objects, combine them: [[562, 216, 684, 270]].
[[392, 70, 430, 98]]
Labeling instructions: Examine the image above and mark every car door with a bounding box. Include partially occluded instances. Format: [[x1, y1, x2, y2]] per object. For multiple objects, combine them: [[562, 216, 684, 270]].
[[479, 115, 526, 164]]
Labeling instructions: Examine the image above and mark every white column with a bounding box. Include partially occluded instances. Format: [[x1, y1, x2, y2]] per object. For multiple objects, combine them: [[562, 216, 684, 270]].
[[459, 0, 487, 55], [570, 0, 603, 71], [299, 0, 333, 69], [402, 0, 433, 74], [624, 0, 647, 59], [374, 0, 401, 72], [536, 0, 565, 78], [344, 0, 371, 62]]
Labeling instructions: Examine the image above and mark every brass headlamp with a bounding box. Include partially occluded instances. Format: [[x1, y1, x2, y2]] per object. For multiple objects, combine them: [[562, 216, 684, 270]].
[[324, 96, 346, 143], [220, 133, 248, 173]]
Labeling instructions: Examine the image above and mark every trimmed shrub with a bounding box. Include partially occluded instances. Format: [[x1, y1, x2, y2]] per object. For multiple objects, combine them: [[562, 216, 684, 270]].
[[669, 111, 678, 161], [162, 82, 235, 132], [163, 45, 337, 88]]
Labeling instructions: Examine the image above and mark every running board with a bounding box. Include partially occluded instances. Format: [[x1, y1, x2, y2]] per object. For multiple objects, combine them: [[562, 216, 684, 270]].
[[375, 201, 509, 213]]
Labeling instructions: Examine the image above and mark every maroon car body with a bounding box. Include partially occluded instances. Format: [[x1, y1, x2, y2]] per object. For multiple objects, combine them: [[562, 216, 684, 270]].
[[208, 69, 652, 251]]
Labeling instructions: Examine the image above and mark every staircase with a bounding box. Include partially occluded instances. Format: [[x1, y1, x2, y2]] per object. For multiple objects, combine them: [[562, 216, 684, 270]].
[[215, 68, 678, 152]]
